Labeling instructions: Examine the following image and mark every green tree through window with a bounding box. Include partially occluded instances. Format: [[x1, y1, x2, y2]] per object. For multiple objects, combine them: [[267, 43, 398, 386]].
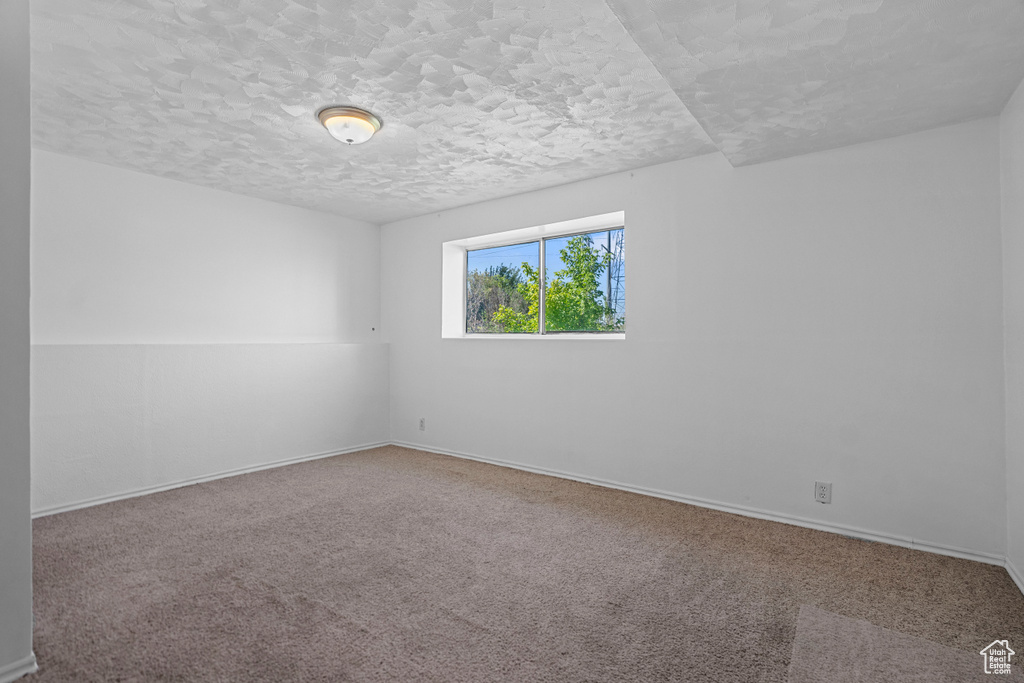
[[466, 229, 624, 334]]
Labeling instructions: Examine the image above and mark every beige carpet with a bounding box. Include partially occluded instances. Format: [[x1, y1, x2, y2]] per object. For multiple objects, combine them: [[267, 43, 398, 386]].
[[788, 605, 1024, 682], [30, 445, 1024, 682]]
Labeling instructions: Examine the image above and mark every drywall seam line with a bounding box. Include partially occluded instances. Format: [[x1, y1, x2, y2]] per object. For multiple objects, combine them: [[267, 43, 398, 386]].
[[391, 440, 1008, 569], [30, 442, 389, 518], [0, 653, 37, 683]]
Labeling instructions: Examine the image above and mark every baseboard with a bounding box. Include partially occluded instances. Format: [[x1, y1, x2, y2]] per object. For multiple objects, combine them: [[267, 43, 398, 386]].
[[392, 440, 1007, 569], [30, 438, 1019, 595], [0, 653, 37, 683], [32, 441, 390, 518], [1006, 557, 1024, 596]]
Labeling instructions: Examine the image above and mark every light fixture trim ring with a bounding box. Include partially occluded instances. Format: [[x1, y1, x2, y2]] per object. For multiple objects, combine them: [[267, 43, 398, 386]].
[[317, 105, 382, 144]]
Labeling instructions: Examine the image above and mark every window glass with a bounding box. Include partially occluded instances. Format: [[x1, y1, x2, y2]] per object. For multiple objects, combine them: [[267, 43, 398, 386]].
[[544, 228, 625, 333], [466, 241, 540, 333], [464, 226, 624, 335]]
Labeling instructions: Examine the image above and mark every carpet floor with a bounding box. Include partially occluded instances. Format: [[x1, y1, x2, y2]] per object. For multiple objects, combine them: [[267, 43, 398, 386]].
[[787, 605, 1024, 682], [30, 445, 1024, 682]]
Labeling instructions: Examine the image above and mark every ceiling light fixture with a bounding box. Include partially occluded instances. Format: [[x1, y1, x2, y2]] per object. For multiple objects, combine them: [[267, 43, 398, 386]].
[[317, 106, 382, 145]]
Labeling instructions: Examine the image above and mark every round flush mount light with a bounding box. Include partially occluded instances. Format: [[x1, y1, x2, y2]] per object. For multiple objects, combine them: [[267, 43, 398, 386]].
[[317, 106, 382, 145]]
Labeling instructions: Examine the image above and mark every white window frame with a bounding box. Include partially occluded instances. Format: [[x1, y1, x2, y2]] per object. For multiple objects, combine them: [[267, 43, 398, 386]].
[[442, 211, 625, 339]]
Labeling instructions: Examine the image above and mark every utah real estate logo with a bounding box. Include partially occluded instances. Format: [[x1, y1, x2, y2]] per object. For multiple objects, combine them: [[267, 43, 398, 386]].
[[980, 640, 1015, 675]]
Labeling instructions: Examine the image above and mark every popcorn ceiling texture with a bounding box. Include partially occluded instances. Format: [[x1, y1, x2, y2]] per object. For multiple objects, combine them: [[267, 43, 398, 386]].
[[606, 0, 1024, 165], [30, 0, 715, 223], [30, 0, 1024, 222]]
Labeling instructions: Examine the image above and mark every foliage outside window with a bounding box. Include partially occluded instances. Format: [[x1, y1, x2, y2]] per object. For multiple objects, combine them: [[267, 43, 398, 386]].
[[466, 228, 625, 334]]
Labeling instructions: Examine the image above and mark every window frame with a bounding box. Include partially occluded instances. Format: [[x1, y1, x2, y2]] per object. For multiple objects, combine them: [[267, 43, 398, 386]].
[[442, 211, 625, 340]]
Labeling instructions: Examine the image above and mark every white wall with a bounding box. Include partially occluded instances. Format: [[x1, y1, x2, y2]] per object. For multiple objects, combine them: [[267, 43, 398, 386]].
[[0, 0, 37, 679], [32, 150, 380, 345], [32, 344, 389, 514], [1002, 77, 1024, 591], [382, 119, 1007, 560], [32, 152, 389, 514]]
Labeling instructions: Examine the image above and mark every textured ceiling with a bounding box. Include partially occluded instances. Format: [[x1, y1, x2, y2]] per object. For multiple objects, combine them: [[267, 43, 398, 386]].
[[605, 0, 1024, 165], [31, 0, 715, 223], [30, 0, 1024, 223]]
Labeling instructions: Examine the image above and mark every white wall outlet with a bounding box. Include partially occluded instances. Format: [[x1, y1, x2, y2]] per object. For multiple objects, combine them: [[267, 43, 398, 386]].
[[815, 481, 832, 504], [419, 417, 425, 431]]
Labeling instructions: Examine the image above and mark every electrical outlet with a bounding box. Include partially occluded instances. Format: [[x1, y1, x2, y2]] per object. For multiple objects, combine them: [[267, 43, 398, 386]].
[[419, 417, 426, 431], [815, 481, 832, 504]]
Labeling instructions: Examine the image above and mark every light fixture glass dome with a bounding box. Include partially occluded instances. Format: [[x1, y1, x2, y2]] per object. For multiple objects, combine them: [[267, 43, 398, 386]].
[[317, 106, 382, 145]]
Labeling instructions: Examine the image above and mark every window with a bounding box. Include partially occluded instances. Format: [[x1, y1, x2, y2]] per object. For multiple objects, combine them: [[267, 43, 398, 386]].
[[541, 228, 624, 333], [466, 241, 540, 333], [442, 212, 625, 338]]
